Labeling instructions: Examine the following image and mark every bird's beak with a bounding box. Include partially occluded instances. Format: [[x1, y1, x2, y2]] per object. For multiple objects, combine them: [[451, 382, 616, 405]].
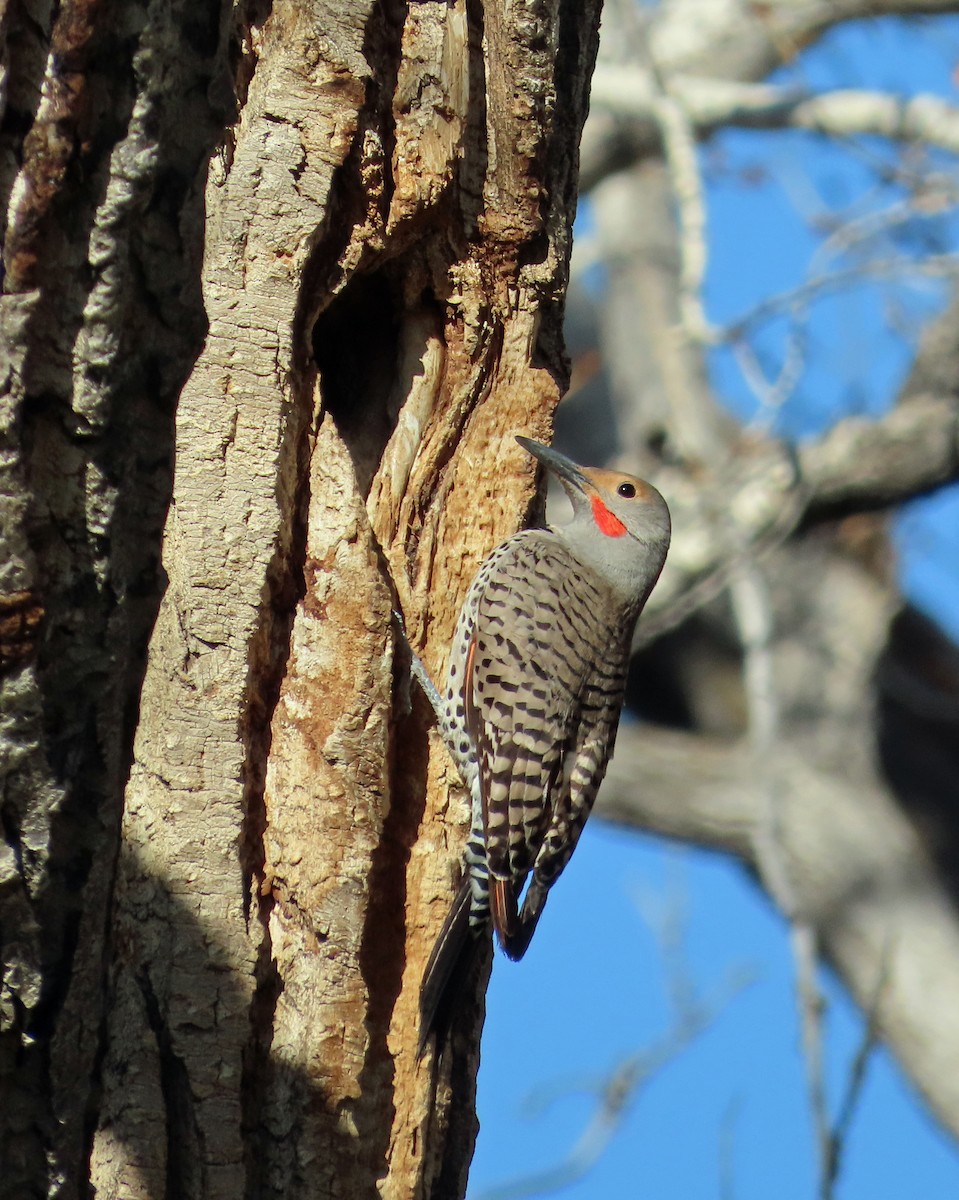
[[516, 436, 589, 497]]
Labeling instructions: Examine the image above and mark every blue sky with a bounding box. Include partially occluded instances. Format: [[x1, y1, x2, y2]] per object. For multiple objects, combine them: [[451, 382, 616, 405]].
[[473, 831, 959, 1200], [470, 14, 959, 1199]]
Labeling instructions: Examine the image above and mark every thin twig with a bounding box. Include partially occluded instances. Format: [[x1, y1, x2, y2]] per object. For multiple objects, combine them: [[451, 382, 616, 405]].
[[474, 907, 755, 1200], [793, 923, 832, 1197], [723, 246, 959, 415], [823, 942, 892, 1188], [719, 1097, 743, 1200], [720, 253, 959, 340], [732, 322, 808, 418]]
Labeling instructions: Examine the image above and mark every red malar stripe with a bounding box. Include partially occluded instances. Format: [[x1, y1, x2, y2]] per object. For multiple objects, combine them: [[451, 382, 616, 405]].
[[590, 495, 627, 537]]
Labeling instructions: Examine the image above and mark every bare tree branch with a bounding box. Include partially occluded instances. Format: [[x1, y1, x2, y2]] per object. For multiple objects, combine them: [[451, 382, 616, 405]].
[[650, 82, 714, 343], [638, 394, 959, 642], [582, 1, 959, 189], [720, 257, 959, 342], [592, 70, 959, 155], [473, 870, 755, 1200], [650, 0, 959, 87], [800, 393, 959, 518], [825, 958, 888, 1189], [595, 723, 959, 1141], [647, 59, 844, 1182]]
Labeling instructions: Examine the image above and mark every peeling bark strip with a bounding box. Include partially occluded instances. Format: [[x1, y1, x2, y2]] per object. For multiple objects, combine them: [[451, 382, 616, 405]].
[[73, 2, 602, 1200]]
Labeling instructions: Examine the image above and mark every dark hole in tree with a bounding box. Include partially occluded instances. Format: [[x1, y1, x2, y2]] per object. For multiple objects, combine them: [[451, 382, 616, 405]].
[[313, 271, 402, 496]]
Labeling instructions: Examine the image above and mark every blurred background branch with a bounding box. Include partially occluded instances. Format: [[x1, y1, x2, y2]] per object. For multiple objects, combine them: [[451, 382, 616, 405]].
[[475, 4, 959, 1197]]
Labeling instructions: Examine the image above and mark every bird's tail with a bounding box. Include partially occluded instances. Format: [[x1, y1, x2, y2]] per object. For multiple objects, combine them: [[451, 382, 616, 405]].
[[418, 879, 482, 1056], [493, 877, 548, 962]]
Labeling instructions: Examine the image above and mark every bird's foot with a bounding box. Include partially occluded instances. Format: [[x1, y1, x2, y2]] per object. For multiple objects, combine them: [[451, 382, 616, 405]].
[[391, 609, 477, 792], [391, 609, 445, 726]]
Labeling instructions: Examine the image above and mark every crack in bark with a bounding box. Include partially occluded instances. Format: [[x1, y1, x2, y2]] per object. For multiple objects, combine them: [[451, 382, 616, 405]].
[[137, 966, 206, 1200]]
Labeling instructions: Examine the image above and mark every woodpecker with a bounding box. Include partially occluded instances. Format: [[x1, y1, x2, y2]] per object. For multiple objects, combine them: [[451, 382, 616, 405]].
[[415, 436, 671, 1046]]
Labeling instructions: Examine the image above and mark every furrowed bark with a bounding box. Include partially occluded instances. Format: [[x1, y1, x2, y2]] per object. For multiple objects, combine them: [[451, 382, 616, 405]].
[[0, 3, 231, 1193], [80, 2, 602, 1198]]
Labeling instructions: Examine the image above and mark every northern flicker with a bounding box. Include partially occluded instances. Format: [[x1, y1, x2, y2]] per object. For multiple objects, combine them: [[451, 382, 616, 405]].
[[414, 436, 671, 1046]]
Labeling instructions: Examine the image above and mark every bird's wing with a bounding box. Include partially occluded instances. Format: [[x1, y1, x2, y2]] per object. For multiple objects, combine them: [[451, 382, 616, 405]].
[[464, 534, 618, 947], [530, 690, 624, 892]]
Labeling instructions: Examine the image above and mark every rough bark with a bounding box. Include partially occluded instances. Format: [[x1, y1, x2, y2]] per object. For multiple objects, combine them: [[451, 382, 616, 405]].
[[2, 1, 602, 1197], [1, 2, 232, 1193]]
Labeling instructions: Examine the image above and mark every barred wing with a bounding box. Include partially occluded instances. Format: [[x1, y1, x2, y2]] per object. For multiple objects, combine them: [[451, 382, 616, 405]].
[[464, 532, 631, 956]]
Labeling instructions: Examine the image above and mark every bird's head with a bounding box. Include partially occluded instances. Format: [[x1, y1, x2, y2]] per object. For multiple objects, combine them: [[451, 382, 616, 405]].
[[517, 436, 671, 603]]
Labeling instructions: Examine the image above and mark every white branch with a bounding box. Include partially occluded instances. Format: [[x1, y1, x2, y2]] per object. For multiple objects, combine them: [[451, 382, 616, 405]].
[[591, 68, 959, 155], [651, 87, 715, 343], [729, 562, 836, 1193]]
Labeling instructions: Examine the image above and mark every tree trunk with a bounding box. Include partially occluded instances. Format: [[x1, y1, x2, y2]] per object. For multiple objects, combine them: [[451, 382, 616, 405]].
[[1, 2, 601, 1197]]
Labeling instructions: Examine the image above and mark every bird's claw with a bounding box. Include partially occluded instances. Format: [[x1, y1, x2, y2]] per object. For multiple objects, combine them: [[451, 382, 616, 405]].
[[391, 608, 444, 726]]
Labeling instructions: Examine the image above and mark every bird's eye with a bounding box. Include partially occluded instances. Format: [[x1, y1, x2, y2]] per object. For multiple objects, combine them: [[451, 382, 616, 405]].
[[617, 481, 637, 499]]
